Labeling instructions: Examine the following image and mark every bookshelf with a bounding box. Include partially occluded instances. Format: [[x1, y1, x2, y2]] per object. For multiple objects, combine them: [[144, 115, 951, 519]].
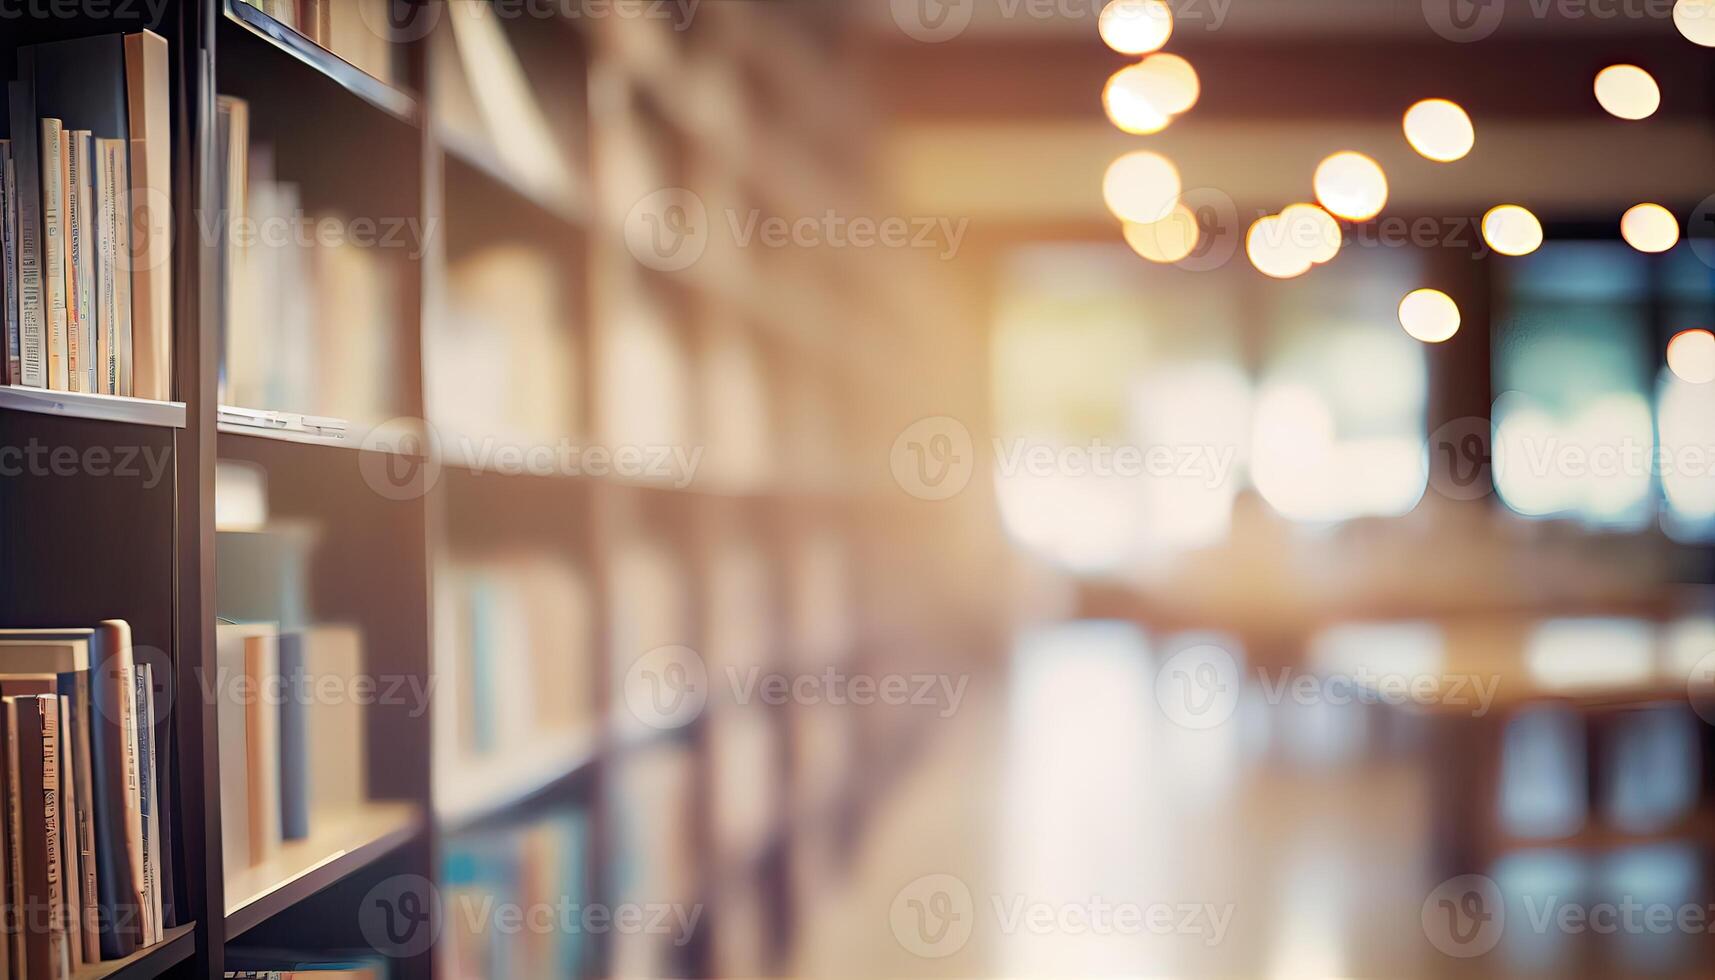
[[1, 1, 999, 978]]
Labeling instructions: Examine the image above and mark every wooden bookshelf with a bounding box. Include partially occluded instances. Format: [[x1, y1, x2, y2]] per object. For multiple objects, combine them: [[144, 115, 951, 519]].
[[1, 2, 995, 977]]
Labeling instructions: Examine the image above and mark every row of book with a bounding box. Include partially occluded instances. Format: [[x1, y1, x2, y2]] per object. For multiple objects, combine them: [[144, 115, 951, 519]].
[[0, 620, 174, 980], [1, 32, 171, 399], [441, 809, 589, 979], [223, 947, 389, 979], [215, 622, 371, 884], [214, 97, 402, 427], [432, 555, 594, 768], [236, 0, 401, 90]]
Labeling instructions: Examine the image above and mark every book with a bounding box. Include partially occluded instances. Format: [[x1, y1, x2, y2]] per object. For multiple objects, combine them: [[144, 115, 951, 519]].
[[124, 31, 171, 401], [7, 694, 71, 980], [95, 139, 129, 397], [245, 635, 281, 869], [0, 699, 13, 980], [132, 665, 160, 945], [38, 117, 67, 391], [7, 53, 44, 388], [300, 627, 368, 817], [216, 622, 282, 880], [1, 139, 17, 385], [52, 694, 80, 970], [53, 670, 97, 964], [65, 131, 93, 394], [276, 635, 308, 841], [85, 622, 143, 959], [214, 96, 248, 407]]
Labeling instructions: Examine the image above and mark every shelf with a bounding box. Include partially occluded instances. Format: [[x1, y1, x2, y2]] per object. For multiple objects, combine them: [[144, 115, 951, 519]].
[[437, 726, 604, 833], [224, 802, 425, 938], [440, 129, 589, 229], [217, 422, 349, 449], [73, 923, 197, 980], [0, 386, 185, 428], [224, 0, 420, 125]]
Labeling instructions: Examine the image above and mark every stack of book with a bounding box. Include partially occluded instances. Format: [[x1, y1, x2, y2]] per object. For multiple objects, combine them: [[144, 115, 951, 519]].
[[432, 555, 594, 769], [0, 620, 174, 978], [235, 0, 401, 90], [441, 808, 588, 979], [1, 31, 172, 399], [213, 96, 402, 427]]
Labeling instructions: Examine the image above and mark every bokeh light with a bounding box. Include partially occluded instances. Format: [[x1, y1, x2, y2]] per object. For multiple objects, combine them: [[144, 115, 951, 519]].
[[1247, 215, 1312, 279], [1280, 203, 1342, 265], [1098, 0, 1173, 55], [1402, 99, 1475, 162], [1674, 0, 1715, 46], [1102, 150, 1182, 224], [1135, 53, 1200, 115], [1483, 204, 1544, 257], [1594, 64, 1661, 120], [1313, 152, 1389, 222], [1668, 329, 1715, 384], [1620, 203, 1680, 253], [1122, 204, 1200, 263], [1397, 289, 1461, 343], [1103, 63, 1172, 134]]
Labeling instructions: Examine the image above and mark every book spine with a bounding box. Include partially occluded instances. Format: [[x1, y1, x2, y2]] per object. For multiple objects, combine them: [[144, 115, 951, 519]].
[[245, 636, 281, 864], [51, 697, 79, 970], [124, 32, 171, 401], [94, 142, 122, 397], [53, 673, 97, 966], [104, 141, 130, 399], [8, 67, 44, 389], [62, 134, 84, 393], [1, 144, 18, 387], [86, 623, 140, 959], [116, 660, 143, 939], [2, 699, 20, 979], [130, 668, 157, 946], [276, 634, 309, 841], [12, 695, 70, 980], [68, 133, 95, 396], [38, 119, 67, 392]]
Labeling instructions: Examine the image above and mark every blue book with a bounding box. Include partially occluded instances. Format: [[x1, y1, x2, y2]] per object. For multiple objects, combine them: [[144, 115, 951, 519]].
[[276, 633, 309, 840]]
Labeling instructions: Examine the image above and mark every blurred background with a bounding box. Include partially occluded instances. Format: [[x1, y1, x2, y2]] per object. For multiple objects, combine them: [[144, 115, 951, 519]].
[[211, 0, 1715, 976]]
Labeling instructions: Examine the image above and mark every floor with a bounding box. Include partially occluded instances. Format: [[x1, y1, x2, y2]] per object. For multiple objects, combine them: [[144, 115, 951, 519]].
[[790, 620, 1715, 979]]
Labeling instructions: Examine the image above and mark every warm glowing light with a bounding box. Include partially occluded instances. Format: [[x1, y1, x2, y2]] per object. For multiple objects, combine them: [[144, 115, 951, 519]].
[[1668, 329, 1715, 384], [1398, 289, 1461, 343], [1674, 0, 1715, 46], [1620, 203, 1679, 253], [1313, 152, 1388, 222], [1594, 64, 1661, 120], [1482, 204, 1544, 257], [1099, 0, 1173, 55], [1103, 63, 1172, 134], [1102, 150, 1182, 224], [1246, 215, 1312, 279], [1280, 203, 1341, 265], [1402, 99, 1475, 162], [1122, 204, 1200, 263], [1135, 53, 1200, 115]]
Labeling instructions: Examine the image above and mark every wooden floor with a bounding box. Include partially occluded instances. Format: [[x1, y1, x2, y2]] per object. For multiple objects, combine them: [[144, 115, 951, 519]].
[[790, 621, 1715, 979]]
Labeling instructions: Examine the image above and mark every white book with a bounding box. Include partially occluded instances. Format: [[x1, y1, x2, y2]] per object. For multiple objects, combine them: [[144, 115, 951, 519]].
[[39, 118, 68, 391], [9, 73, 44, 389], [0, 141, 17, 386], [66, 131, 95, 394], [99, 140, 130, 397]]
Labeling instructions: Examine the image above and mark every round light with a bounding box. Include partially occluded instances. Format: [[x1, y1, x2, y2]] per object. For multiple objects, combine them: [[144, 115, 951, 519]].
[[1099, 0, 1173, 55], [1620, 203, 1680, 253], [1103, 150, 1182, 224], [1594, 65, 1661, 120], [1668, 328, 1715, 384], [1247, 215, 1312, 280], [1403, 99, 1475, 162], [1123, 204, 1200, 263], [1313, 152, 1389, 222], [1134, 53, 1200, 115], [1483, 204, 1544, 257], [1399, 289, 1461, 343], [1279, 203, 1342, 265], [1103, 64, 1172, 134], [1674, 0, 1715, 46]]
